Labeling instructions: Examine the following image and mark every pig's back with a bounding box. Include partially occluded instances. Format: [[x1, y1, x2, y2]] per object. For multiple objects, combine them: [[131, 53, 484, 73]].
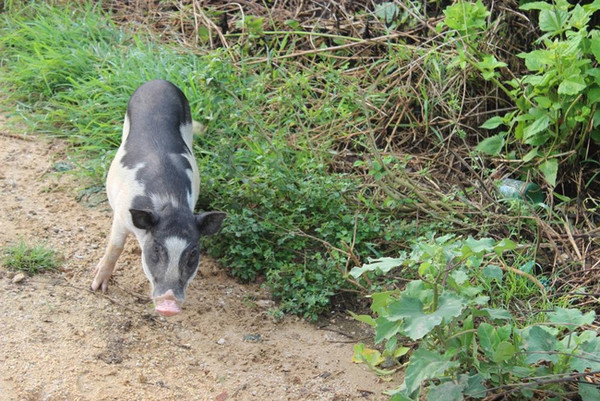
[[109, 80, 199, 214]]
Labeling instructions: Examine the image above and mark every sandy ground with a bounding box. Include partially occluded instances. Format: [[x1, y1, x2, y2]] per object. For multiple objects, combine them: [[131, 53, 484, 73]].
[[0, 109, 394, 400]]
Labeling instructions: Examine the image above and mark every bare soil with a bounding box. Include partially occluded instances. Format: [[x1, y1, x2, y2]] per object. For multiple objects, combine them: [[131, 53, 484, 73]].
[[0, 112, 392, 400]]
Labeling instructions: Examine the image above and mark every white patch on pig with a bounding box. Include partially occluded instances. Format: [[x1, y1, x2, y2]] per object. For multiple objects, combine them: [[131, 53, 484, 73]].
[[107, 156, 146, 220], [179, 122, 194, 149], [164, 236, 189, 285], [122, 114, 131, 141], [150, 192, 180, 210]]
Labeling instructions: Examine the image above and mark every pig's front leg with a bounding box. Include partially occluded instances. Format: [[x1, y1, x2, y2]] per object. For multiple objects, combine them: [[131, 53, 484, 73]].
[[91, 216, 129, 292]]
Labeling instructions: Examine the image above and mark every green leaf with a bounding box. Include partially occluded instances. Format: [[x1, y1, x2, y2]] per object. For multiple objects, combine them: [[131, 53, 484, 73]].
[[478, 323, 512, 358], [353, 343, 397, 376], [539, 8, 569, 34], [481, 308, 512, 320], [464, 237, 495, 253], [523, 114, 550, 143], [523, 148, 540, 163], [443, 0, 490, 33], [403, 347, 460, 394], [587, 87, 600, 104], [458, 373, 487, 398], [520, 1, 553, 11], [522, 325, 560, 364], [558, 73, 587, 95], [569, 4, 590, 29], [375, 316, 401, 344], [197, 26, 210, 43], [476, 133, 505, 155], [473, 295, 490, 306], [506, 365, 535, 378], [352, 343, 384, 366], [388, 293, 465, 340], [493, 238, 517, 255], [348, 311, 376, 327], [389, 392, 414, 401], [539, 158, 558, 187], [450, 269, 469, 285], [493, 341, 516, 363], [427, 382, 464, 401], [476, 55, 507, 80], [350, 257, 404, 279], [534, 96, 553, 109], [477, 323, 495, 357], [570, 337, 600, 372], [284, 19, 300, 29], [591, 38, 600, 63], [480, 116, 505, 129], [588, 64, 600, 84], [519, 260, 535, 274], [393, 346, 411, 359], [370, 291, 395, 314], [579, 383, 600, 401], [583, 0, 600, 13], [482, 265, 503, 282], [518, 49, 553, 71], [547, 307, 596, 328], [375, 2, 400, 25]]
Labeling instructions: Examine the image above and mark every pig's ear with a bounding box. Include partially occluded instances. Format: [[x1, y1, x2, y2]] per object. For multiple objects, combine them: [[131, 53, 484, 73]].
[[195, 211, 226, 236], [130, 209, 159, 230]]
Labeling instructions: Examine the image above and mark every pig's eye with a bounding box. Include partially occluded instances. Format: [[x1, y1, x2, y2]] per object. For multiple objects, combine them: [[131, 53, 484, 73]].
[[187, 248, 199, 267]]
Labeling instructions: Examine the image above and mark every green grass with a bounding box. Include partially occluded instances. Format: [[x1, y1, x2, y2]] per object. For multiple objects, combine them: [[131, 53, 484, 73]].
[[2, 241, 62, 275]]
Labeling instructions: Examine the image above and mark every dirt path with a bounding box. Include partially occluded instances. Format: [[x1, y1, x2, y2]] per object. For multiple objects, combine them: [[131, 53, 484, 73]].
[[0, 109, 391, 400]]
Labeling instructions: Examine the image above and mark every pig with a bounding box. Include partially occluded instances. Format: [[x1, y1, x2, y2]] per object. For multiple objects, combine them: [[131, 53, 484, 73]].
[[91, 79, 226, 317]]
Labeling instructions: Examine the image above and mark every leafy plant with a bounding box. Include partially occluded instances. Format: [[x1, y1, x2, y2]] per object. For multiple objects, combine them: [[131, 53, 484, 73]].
[[2, 240, 62, 275], [351, 235, 600, 400], [442, 0, 600, 187]]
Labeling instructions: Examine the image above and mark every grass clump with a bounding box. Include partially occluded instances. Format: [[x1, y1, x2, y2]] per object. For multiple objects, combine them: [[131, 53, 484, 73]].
[[2, 241, 62, 275]]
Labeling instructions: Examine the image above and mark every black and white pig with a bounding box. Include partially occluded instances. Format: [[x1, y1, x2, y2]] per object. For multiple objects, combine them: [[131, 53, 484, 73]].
[[91, 80, 226, 317]]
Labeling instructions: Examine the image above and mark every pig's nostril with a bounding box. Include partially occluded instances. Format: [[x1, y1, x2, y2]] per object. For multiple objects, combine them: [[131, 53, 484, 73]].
[[155, 298, 181, 317]]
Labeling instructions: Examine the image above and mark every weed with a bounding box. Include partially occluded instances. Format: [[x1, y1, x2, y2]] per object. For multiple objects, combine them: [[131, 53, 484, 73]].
[[443, 0, 600, 188], [351, 235, 600, 400], [2, 240, 62, 275]]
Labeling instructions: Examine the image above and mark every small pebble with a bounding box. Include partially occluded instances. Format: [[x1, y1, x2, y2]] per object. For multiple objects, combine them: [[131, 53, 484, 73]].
[[217, 338, 226, 345]]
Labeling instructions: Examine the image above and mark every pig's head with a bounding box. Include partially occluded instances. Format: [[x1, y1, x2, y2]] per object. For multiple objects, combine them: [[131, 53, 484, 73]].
[[130, 207, 226, 317]]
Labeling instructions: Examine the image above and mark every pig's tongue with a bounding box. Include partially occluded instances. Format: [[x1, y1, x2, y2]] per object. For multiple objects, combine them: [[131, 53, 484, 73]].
[[155, 299, 181, 317]]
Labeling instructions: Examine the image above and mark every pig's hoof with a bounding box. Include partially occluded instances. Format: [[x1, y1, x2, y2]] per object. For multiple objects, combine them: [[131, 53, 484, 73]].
[[90, 277, 110, 292]]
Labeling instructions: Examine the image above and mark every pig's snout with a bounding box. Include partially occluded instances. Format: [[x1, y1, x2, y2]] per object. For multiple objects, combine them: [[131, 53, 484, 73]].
[[154, 290, 182, 317]]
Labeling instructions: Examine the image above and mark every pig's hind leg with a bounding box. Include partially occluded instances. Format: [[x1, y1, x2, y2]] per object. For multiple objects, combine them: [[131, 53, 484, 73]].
[[91, 217, 128, 292]]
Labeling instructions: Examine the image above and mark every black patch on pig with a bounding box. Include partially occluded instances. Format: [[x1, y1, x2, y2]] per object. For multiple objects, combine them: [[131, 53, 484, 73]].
[[120, 80, 194, 206]]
